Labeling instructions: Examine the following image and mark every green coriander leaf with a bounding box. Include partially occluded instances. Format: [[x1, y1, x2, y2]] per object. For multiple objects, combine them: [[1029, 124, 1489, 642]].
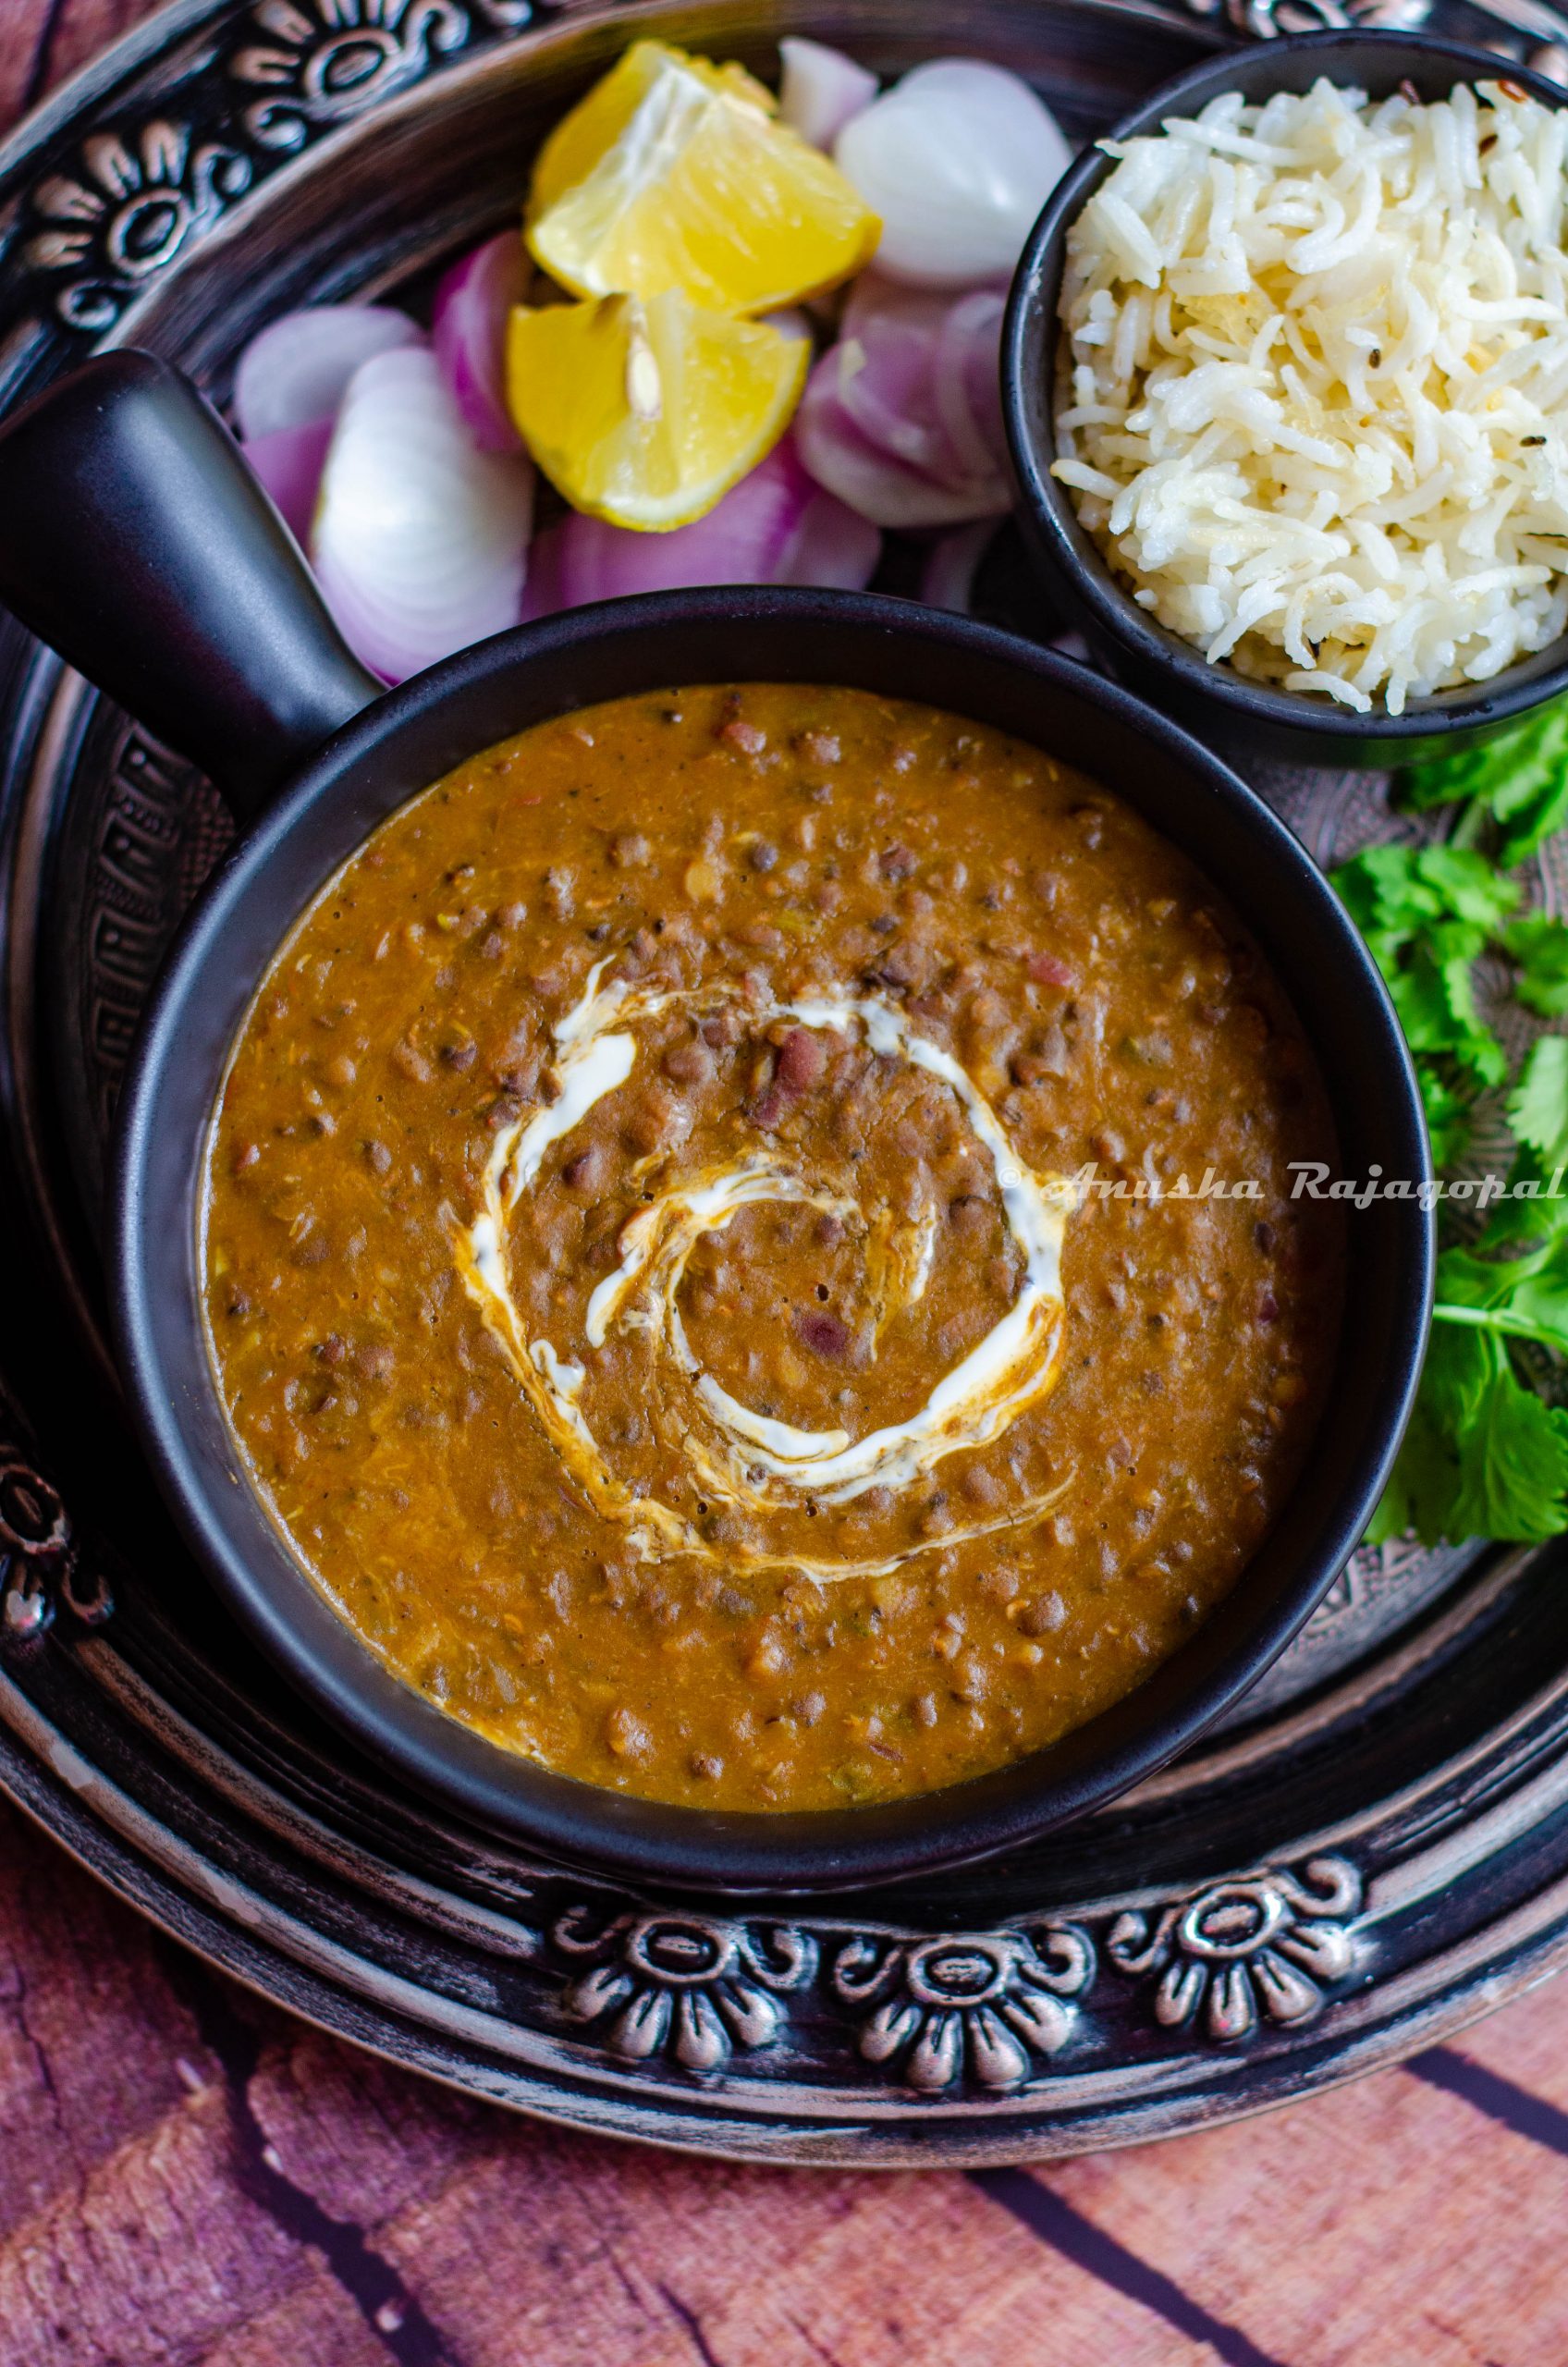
[[1436, 1235, 1568, 1343], [1366, 1377, 1459, 1547], [1331, 851, 1395, 936], [1412, 846, 1520, 931], [1478, 1149, 1568, 1251], [1434, 937, 1509, 1087], [1505, 913, 1568, 1017], [1362, 1485, 1408, 1550], [1382, 1322, 1568, 1545], [1416, 1065, 1474, 1170], [1334, 805, 1568, 1550], [1398, 698, 1568, 867], [1507, 1035, 1568, 1168], [1330, 851, 1510, 1128], [1378, 925, 1505, 1090], [1509, 1241, 1568, 1348], [1331, 844, 1517, 935], [1450, 1339, 1568, 1540], [1479, 1039, 1568, 1247]]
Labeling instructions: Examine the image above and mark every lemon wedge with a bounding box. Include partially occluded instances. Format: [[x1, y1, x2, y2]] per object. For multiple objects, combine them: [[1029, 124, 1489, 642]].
[[526, 39, 880, 314], [507, 290, 809, 530]]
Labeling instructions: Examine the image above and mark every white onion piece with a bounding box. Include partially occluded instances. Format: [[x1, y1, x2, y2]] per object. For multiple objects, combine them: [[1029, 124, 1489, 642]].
[[432, 232, 528, 452], [243, 417, 334, 544], [233, 304, 423, 441], [522, 437, 876, 613], [779, 37, 877, 151], [920, 519, 998, 612], [835, 59, 1071, 288], [312, 347, 533, 683]]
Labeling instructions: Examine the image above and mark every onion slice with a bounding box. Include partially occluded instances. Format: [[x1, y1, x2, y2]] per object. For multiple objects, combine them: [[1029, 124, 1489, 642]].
[[796, 278, 1012, 528], [778, 487, 880, 589], [233, 304, 423, 441], [243, 417, 334, 544], [779, 38, 877, 152], [835, 59, 1071, 288], [432, 232, 528, 453], [523, 437, 877, 615], [797, 367, 987, 528], [933, 288, 1011, 477], [312, 346, 533, 683], [920, 519, 998, 612], [836, 277, 958, 479]]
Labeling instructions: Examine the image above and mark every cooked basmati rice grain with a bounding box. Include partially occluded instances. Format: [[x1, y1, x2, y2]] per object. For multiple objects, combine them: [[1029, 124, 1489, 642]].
[[1052, 78, 1568, 713]]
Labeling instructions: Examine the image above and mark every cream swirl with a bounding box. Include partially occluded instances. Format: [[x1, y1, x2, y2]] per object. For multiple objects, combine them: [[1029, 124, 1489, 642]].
[[451, 963, 1074, 1581]]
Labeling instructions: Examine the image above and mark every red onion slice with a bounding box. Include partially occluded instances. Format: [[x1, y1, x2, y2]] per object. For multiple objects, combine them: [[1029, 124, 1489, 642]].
[[795, 281, 1014, 529], [522, 437, 877, 614], [242, 416, 335, 544], [834, 278, 957, 478], [919, 519, 998, 613], [778, 489, 880, 590], [432, 232, 528, 454], [233, 304, 423, 441], [798, 360, 998, 528], [311, 347, 533, 684], [932, 288, 1010, 479], [778, 38, 877, 151]]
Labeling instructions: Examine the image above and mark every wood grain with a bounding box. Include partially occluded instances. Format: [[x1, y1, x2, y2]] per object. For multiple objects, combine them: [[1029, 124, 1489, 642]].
[[3, 4, 1568, 2360], [0, 0, 151, 126], [5, 1744, 1568, 2367]]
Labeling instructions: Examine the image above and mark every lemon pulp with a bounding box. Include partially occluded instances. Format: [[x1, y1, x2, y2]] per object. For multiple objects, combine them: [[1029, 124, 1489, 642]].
[[508, 290, 810, 530], [526, 39, 879, 314]]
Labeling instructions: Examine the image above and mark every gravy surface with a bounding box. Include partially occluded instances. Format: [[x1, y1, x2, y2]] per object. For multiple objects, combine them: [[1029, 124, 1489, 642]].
[[204, 684, 1342, 1809]]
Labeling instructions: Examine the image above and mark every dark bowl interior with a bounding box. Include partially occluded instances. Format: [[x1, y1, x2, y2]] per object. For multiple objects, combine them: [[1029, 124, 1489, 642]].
[[111, 586, 1434, 1894], [1004, 30, 1568, 770]]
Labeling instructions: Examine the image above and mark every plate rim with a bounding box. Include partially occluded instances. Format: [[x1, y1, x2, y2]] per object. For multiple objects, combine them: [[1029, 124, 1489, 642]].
[[1, 0, 1567, 2165]]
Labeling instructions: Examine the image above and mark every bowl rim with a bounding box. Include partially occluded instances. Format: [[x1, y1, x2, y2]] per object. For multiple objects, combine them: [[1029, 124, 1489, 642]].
[[109, 584, 1435, 1892], [1001, 26, 1568, 745]]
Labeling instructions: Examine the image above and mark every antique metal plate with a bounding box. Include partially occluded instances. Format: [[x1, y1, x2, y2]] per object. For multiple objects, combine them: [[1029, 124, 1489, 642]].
[[2, 0, 1568, 2165]]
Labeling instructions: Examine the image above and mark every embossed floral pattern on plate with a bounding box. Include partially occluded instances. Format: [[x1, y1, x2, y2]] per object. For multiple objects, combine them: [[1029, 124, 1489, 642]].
[[833, 1924, 1096, 2089], [1107, 1857, 1365, 2041], [552, 1906, 817, 2071]]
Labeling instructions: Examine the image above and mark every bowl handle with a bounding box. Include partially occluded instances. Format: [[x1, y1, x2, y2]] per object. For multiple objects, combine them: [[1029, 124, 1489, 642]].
[[0, 349, 380, 824]]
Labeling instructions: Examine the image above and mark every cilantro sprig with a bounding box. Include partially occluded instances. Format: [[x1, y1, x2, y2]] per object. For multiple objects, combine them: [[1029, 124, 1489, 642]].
[[1331, 717, 1568, 1548], [1368, 1236, 1568, 1547], [1397, 697, 1568, 868], [1331, 844, 1516, 1164]]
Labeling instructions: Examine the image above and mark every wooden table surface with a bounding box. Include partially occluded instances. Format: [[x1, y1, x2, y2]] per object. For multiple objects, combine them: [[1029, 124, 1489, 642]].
[[5, 5, 1568, 2361]]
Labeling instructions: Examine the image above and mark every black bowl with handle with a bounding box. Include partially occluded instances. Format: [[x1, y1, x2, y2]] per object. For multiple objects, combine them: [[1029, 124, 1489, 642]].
[[0, 350, 1433, 1891], [1004, 30, 1568, 771]]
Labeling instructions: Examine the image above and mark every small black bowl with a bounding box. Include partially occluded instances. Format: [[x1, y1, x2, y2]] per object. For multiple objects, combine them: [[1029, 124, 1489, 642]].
[[0, 353, 1433, 1893], [1004, 31, 1568, 770]]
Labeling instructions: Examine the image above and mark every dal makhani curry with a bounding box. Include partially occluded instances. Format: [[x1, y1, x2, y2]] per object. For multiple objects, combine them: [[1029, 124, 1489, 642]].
[[203, 683, 1342, 1810]]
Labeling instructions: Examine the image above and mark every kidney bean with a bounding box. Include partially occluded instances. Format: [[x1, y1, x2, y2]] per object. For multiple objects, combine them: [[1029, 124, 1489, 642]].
[[606, 1708, 652, 1758], [561, 1147, 602, 1193], [1018, 1593, 1066, 1637], [797, 1308, 849, 1360]]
